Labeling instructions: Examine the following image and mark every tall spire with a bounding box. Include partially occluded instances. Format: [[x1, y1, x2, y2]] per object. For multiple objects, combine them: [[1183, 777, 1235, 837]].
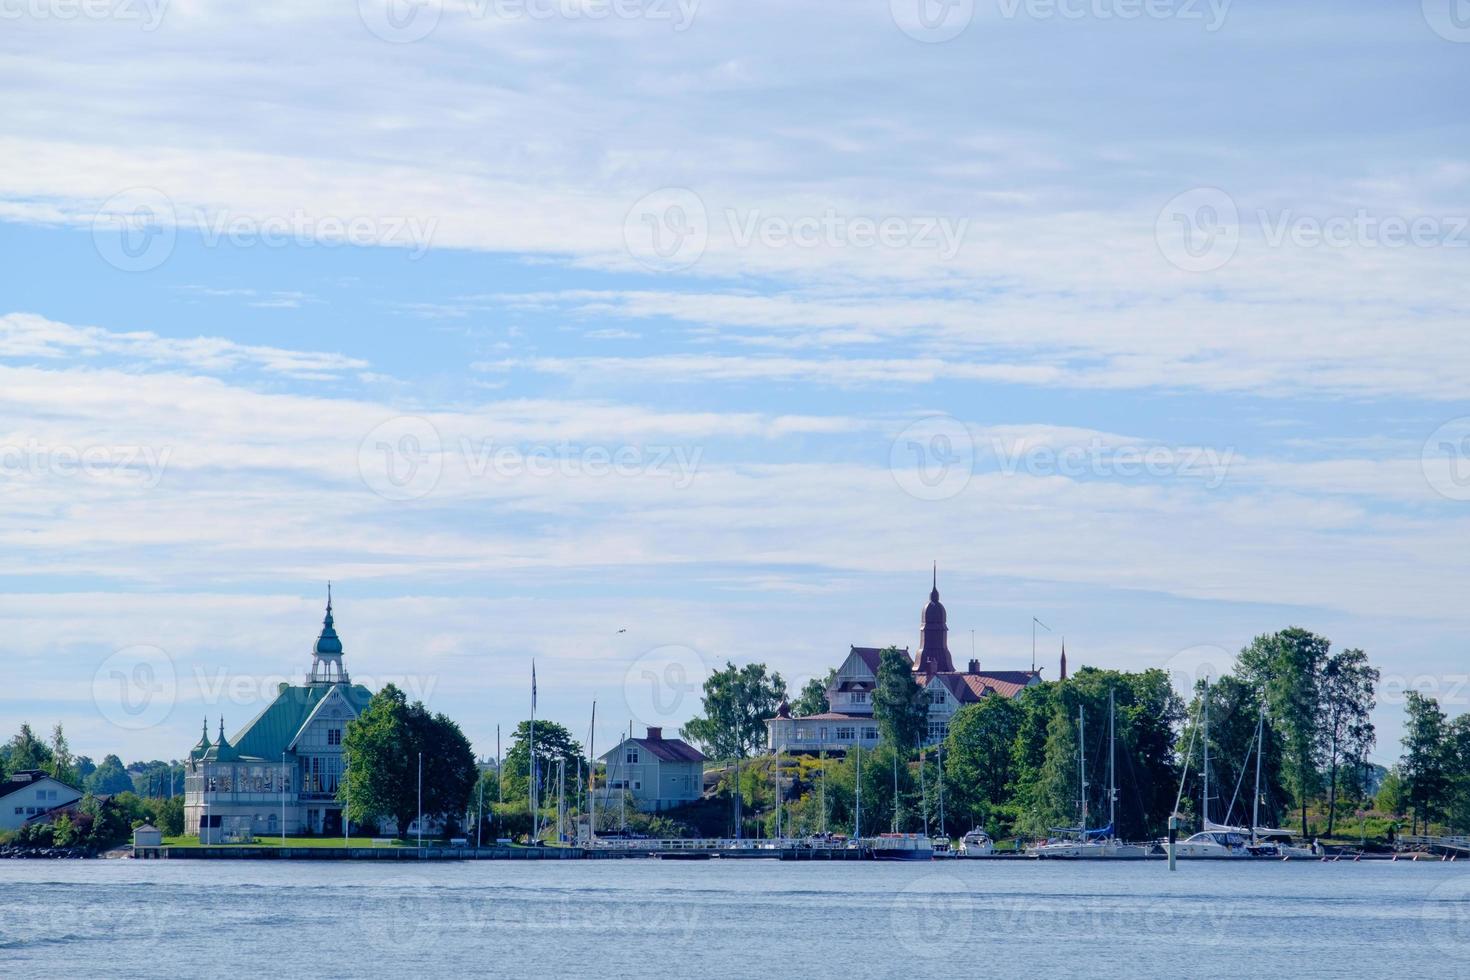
[[916, 566, 954, 675], [1060, 640, 1068, 681], [308, 583, 349, 685]]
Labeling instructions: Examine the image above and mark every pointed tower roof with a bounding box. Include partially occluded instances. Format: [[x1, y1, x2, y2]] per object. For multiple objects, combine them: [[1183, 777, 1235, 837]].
[[1060, 639, 1068, 681], [314, 582, 343, 657], [308, 583, 350, 685], [189, 717, 212, 759], [916, 564, 955, 675]]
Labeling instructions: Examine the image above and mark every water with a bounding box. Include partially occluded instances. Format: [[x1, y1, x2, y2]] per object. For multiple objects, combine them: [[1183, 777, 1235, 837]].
[[2, 859, 1468, 978]]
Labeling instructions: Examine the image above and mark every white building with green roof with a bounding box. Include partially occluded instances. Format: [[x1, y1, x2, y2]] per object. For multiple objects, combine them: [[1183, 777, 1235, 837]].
[[184, 591, 374, 838]]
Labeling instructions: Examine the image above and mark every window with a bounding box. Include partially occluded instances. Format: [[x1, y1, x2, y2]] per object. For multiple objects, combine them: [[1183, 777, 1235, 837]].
[[632, 781, 642, 791], [13, 807, 21, 815], [626, 750, 639, 764], [835, 726, 856, 740], [327, 728, 342, 746], [863, 727, 878, 741], [930, 691, 946, 704], [850, 692, 867, 704]]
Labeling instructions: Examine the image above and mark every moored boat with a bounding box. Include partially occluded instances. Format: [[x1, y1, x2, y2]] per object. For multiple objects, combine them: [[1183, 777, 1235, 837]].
[[871, 833, 934, 861], [958, 828, 995, 857]]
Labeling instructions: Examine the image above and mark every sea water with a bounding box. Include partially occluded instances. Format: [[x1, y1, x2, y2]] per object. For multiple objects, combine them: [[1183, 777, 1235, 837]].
[[2, 858, 1467, 978]]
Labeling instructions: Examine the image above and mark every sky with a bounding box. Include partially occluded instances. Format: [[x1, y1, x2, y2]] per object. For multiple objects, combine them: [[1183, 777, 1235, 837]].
[[1, 1, 1467, 771]]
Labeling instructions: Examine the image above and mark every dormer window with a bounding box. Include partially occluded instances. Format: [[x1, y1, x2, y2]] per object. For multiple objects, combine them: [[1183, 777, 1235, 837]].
[[850, 692, 867, 704]]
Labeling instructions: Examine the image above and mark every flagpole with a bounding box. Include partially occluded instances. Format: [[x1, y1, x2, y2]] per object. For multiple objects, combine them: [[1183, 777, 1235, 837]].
[[417, 751, 423, 852]]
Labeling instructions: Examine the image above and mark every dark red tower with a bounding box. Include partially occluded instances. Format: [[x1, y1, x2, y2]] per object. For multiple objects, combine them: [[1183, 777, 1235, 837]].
[[915, 564, 954, 675]]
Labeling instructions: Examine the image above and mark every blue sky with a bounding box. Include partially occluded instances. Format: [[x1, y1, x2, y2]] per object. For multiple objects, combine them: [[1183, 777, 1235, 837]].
[[1, 1, 1468, 767]]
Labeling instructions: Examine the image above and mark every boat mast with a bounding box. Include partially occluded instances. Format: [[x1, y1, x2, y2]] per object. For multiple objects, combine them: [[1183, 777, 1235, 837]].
[[854, 744, 862, 840], [1108, 689, 1116, 838], [1078, 702, 1087, 834], [1201, 681, 1210, 829], [588, 701, 596, 844], [937, 742, 945, 838], [1252, 700, 1264, 843]]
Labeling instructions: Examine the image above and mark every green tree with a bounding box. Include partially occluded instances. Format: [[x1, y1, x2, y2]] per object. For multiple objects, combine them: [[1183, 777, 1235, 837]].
[[502, 720, 584, 817], [1446, 714, 1470, 835], [1236, 628, 1330, 837], [1017, 703, 1078, 837], [1375, 766, 1407, 815], [3, 723, 53, 775], [792, 669, 835, 717], [47, 724, 76, 786], [944, 695, 1022, 832], [1401, 691, 1451, 834], [1318, 648, 1378, 835], [86, 754, 135, 795], [872, 647, 926, 751], [340, 684, 478, 837], [681, 662, 787, 759]]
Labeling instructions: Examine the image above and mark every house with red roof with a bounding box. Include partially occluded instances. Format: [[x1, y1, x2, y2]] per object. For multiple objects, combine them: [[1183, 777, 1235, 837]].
[[598, 727, 706, 813], [766, 569, 1053, 754]]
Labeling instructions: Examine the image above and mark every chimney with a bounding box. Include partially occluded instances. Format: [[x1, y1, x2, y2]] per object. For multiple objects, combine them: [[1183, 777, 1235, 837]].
[[967, 659, 979, 674], [646, 727, 663, 740]]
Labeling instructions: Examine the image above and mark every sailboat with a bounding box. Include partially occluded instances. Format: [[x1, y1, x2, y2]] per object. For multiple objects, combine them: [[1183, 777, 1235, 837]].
[[1171, 681, 1252, 859], [1030, 692, 1149, 859]]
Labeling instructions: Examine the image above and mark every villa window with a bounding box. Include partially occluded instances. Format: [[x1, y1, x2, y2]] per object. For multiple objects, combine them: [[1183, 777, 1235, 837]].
[[626, 750, 639, 764], [850, 692, 867, 704], [835, 726, 856, 740], [930, 692, 946, 704], [327, 728, 342, 746], [863, 728, 878, 741]]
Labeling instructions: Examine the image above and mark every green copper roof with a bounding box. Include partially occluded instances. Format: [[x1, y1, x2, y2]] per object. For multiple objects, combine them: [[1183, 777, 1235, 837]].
[[314, 586, 343, 657], [223, 682, 374, 761]]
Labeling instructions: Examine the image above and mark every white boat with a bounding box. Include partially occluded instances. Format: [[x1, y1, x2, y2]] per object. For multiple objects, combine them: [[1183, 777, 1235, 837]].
[[1029, 691, 1149, 859], [1249, 828, 1317, 859], [1173, 829, 1254, 858], [931, 836, 956, 858], [958, 828, 995, 857], [870, 833, 934, 861]]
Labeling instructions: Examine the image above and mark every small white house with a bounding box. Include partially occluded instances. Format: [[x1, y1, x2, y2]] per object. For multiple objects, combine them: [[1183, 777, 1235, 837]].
[[598, 728, 706, 813], [0, 770, 83, 832], [133, 824, 163, 848]]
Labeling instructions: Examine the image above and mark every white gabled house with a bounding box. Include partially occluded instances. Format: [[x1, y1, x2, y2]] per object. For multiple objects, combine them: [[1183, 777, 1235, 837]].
[[598, 727, 706, 813], [0, 770, 83, 832]]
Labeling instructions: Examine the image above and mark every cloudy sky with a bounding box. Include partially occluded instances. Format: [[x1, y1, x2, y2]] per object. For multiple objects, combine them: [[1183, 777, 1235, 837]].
[[2, 1, 1467, 768]]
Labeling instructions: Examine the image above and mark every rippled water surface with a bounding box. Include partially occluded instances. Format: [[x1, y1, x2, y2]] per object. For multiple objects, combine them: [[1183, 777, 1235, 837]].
[[3, 858, 1468, 978]]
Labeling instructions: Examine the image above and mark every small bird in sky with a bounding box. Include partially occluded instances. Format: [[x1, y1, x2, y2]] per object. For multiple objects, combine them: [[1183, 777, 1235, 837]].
[[616, 628, 627, 633]]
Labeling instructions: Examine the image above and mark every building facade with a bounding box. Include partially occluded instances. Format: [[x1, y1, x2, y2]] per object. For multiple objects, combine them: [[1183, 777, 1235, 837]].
[[184, 591, 373, 838], [766, 570, 1047, 754], [0, 770, 83, 832], [598, 727, 706, 813]]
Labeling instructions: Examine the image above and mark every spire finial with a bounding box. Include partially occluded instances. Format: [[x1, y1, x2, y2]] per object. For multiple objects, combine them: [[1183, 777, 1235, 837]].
[[218, 716, 225, 740], [327, 581, 333, 612]]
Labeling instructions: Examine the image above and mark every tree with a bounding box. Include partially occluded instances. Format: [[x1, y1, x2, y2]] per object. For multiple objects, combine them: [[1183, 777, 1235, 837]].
[[340, 684, 478, 837], [872, 647, 927, 751], [3, 723, 53, 775], [793, 669, 835, 717], [944, 695, 1022, 832], [1375, 766, 1407, 816], [86, 755, 135, 795], [1318, 648, 1378, 835], [501, 720, 584, 815], [1447, 714, 1470, 835], [1236, 628, 1330, 837], [47, 724, 76, 786], [681, 662, 787, 759], [1401, 692, 1451, 834], [1017, 703, 1078, 837]]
